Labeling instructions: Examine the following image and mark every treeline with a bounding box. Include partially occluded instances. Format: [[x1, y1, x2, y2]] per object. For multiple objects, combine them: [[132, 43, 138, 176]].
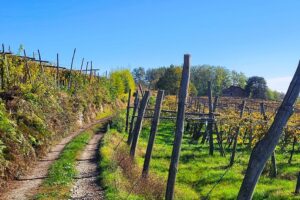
[[132, 65, 283, 101]]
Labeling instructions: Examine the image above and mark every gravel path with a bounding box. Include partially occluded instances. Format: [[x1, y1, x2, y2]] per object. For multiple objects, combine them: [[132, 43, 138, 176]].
[[70, 132, 104, 200], [0, 117, 110, 200]]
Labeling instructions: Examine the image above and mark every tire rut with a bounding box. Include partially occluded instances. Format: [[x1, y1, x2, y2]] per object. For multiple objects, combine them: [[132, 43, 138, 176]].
[[70, 133, 104, 200]]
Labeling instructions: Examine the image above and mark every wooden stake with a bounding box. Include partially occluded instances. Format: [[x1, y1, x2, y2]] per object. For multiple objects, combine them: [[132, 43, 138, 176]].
[[56, 53, 60, 87], [127, 90, 139, 145], [68, 48, 76, 90], [125, 89, 132, 133], [142, 90, 164, 177], [130, 91, 150, 158], [166, 54, 190, 200]]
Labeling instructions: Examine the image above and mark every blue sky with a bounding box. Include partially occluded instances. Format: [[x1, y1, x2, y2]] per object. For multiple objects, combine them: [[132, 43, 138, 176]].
[[1, 0, 300, 92]]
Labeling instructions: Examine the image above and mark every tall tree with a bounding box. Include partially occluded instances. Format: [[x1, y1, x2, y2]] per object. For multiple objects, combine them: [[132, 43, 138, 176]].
[[145, 67, 166, 89], [245, 76, 267, 99], [132, 67, 146, 85], [156, 65, 182, 95], [231, 70, 247, 87]]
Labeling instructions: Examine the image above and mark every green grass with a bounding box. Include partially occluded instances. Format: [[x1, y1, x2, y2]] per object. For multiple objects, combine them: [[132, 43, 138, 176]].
[[101, 119, 300, 200], [33, 128, 95, 200]]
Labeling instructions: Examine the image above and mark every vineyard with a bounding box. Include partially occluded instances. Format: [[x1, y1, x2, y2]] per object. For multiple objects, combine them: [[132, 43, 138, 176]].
[[0, 47, 299, 200], [100, 55, 300, 199]]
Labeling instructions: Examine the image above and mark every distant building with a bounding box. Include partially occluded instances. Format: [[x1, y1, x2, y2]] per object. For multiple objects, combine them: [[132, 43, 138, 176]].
[[222, 86, 248, 97]]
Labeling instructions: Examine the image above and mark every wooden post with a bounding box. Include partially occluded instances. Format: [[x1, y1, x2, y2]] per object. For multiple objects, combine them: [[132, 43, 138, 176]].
[[213, 96, 219, 112], [56, 53, 60, 87], [270, 152, 277, 177], [23, 50, 32, 84], [80, 58, 84, 73], [207, 81, 214, 155], [166, 54, 190, 200], [68, 48, 76, 90], [288, 136, 297, 164], [127, 90, 139, 145], [89, 61, 93, 83], [229, 127, 240, 167], [142, 90, 164, 177], [130, 91, 150, 158], [125, 89, 132, 133], [238, 61, 300, 200], [229, 100, 245, 166], [296, 172, 300, 194], [37, 49, 44, 74], [139, 83, 144, 97]]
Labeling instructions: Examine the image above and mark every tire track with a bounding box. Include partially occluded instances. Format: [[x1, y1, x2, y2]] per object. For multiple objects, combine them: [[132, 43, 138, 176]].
[[70, 131, 105, 200]]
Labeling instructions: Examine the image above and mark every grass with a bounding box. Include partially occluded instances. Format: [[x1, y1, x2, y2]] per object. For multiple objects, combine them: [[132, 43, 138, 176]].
[[33, 125, 101, 200], [100, 119, 300, 200]]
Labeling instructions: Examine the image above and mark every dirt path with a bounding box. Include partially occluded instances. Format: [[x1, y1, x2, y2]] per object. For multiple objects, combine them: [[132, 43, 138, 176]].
[[0, 117, 110, 200], [70, 132, 105, 200]]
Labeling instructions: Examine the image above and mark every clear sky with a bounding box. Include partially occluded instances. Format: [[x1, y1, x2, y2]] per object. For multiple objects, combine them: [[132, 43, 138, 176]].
[[1, 0, 300, 92]]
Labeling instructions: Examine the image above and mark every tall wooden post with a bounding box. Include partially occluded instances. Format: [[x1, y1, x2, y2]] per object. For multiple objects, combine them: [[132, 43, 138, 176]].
[[229, 100, 245, 167], [89, 61, 93, 83], [207, 81, 214, 155], [130, 91, 150, 158], [142, 90, 164, 177], [127, 90, 139, 145], [80, 58, 84, 73], [56, 53, 60, 87], [23, 50, 32, 84], [125, 89, 132, 133], [68, 48, 76, 90], [139, 83, 144, 97], [238, 61, 300, 200], [37, 49, 44, 74], [296, 172, 300, 194], [165, 54, 190, 200], [213, 96, 219, 112]]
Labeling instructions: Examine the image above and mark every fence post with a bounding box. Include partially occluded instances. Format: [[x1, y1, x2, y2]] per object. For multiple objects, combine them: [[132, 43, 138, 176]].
[[142, 90, 164, 177], [296, 172, 300, 194], [127, 90, 139, 145], [229, 100, 246, 166], [165, 54, 190, 200], [130, 91, 150, 158], [68, 48, 76, 90], [37, 49, 44, 74], [207, 81, 214, 155], [80, 58, 84, 73], [56, 53, 60, 87], [89, 61, 93, 83], [23, 49, 32, 84], [125, 89, 132, 133]]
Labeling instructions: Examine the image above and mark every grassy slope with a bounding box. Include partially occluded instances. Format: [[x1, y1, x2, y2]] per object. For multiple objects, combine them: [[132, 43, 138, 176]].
[[101, 120, 300, 200], [33, 125, 101, 200]]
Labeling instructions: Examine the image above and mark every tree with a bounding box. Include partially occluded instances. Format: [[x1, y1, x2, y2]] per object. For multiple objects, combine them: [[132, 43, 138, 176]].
[[245, 76, 267, 99], [231, 70, 247, 88], [132, 67, 146, 85], [156, 65, 182, 95], [190, 65, 232, 96], [145, 67, 166, 89]]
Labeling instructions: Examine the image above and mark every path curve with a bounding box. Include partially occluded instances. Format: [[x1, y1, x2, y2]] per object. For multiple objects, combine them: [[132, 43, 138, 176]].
[[0, 117, 111, 200], [70, 132, 105, 200]]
